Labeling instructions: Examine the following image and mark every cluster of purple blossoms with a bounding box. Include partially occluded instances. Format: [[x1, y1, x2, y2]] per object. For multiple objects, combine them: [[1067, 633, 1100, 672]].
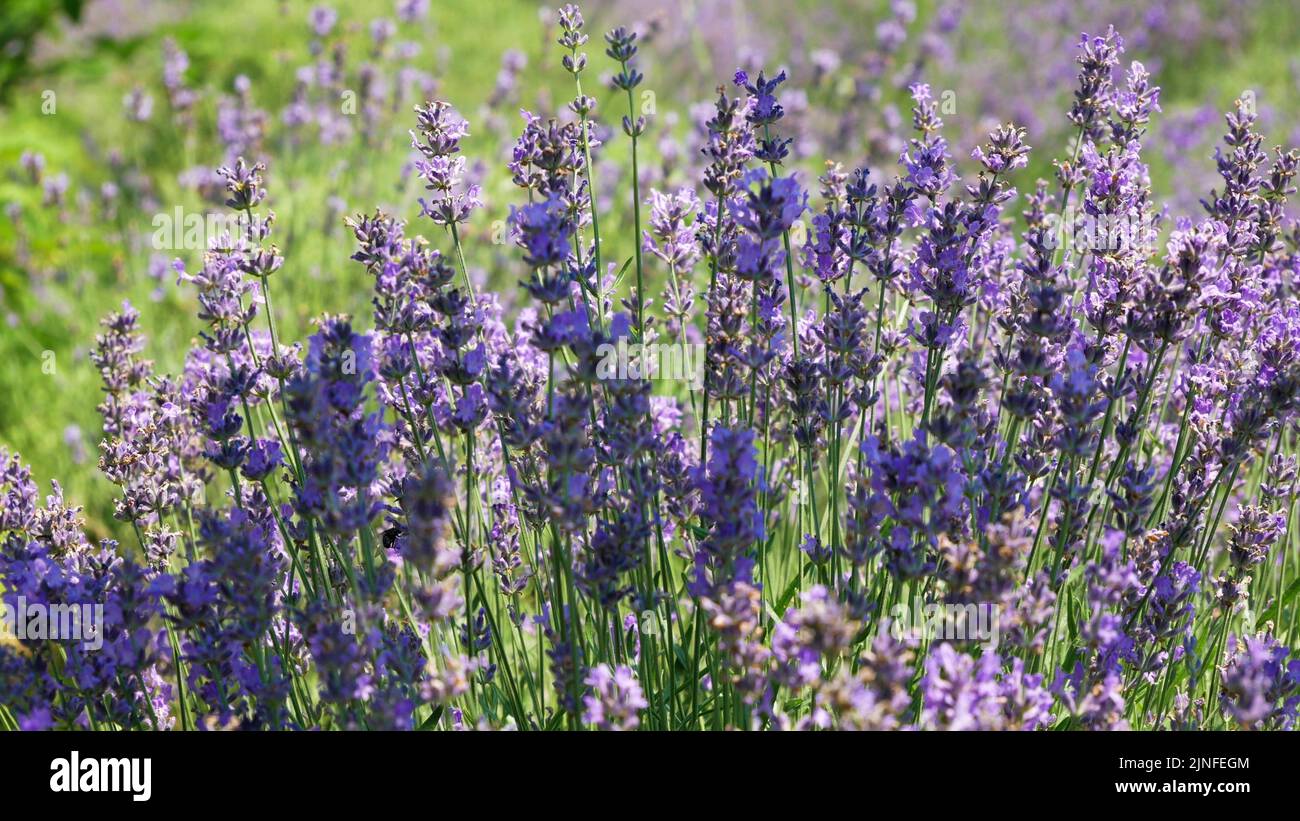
[[5, 5, 1300, 733]]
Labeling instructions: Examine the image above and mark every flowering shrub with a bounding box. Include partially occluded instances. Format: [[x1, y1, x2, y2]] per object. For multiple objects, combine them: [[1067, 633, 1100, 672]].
[[2, 5, 1300, 732]]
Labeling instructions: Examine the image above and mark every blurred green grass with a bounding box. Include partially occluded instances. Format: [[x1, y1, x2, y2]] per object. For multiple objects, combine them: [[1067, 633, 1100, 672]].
[[0, 0, 552, 540]]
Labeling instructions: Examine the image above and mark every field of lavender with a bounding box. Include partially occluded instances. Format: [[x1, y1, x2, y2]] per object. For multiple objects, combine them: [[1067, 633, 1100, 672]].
[[1, 0, 1299, 733]]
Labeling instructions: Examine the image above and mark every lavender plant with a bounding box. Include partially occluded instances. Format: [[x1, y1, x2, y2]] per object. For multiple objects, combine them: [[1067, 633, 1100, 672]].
[[3, 6, 1300, 733]]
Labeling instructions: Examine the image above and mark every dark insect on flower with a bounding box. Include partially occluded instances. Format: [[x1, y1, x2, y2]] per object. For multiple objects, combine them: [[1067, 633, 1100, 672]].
[[381, 524, 406, 551]]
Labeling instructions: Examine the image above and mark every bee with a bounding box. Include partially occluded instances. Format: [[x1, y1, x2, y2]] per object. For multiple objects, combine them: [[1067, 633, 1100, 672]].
[[381, 524, 407, 550]]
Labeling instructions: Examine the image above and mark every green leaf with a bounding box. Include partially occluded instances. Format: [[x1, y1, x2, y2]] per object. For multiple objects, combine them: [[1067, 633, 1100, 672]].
[[417, 705, 444, 730], [1279, 576, 1300, 610], [773, 575, 801, 617], [612, 256, 633, 288], [544, 710, 567, 731]]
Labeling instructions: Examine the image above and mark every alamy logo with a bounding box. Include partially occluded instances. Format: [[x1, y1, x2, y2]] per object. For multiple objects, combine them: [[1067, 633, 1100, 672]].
[[2, 596, 104, 651], [889, 601, 1001, 650], [150, 207, 252, 250], [49, 751, 152, 802], [594, 339, 705, 390]]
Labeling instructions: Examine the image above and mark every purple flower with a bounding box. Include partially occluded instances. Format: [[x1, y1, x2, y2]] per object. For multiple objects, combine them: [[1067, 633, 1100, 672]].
[[582, 664, 647, 730], [411, 102, 481, 226], [921, 645, 1054, 730], [693, 427, 763, 589], [241, 438, 284, 481], [309, 6, 338, 38], [1220, 633, 1300, 729]]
